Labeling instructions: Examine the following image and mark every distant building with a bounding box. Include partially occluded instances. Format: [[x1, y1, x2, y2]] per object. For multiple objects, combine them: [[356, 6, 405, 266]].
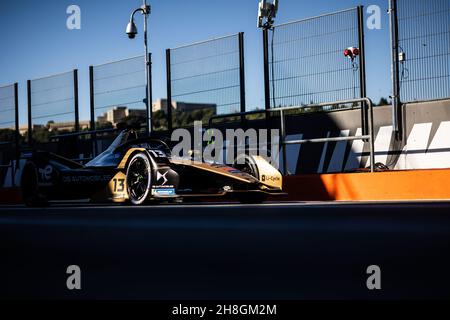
[[19, 124, 43, 136], [48, 121, 90, 132], [97, 106, 146, 127], [152, 99, 216, 114], [18, 121, 90, 135]]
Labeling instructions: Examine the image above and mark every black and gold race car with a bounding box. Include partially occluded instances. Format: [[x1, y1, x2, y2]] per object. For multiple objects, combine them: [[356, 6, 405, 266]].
[[21, 129, 283, 206]]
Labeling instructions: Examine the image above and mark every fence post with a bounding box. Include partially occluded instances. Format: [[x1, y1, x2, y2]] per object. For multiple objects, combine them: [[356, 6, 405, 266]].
[[262, 29, 271, 111], [144, 53, 151, 137], [238, 32, 246, 127], [14, 83, 19, 158], [166, 49, 173, 133], [389, 0, 402, 139], [357, 6, 368, 136], [89, 65, 97, 157], [13, 82, 19, 185], [89, 66, 95, 131], [148, 52, 153, 134], [73, 69, 80, 133], [262, 28, 272, 153], [27, 80, 32, 146]]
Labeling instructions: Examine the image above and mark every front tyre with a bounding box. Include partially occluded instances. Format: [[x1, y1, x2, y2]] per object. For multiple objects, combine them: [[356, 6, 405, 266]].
[[126, 152, 153, 205]]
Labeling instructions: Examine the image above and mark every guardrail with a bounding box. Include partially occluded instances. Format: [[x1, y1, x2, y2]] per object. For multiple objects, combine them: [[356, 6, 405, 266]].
[[209, 98, 375, 174]]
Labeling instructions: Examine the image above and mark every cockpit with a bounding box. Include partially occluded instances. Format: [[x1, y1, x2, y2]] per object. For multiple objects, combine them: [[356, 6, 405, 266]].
[[85, 129, 171, 168], [85, 130, 139, 168]]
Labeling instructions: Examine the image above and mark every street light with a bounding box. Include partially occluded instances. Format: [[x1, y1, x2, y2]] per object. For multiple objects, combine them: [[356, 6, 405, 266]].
[[126, 0, 152, 136]]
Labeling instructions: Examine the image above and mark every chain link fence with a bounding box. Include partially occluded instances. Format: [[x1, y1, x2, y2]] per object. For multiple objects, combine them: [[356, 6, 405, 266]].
[[0, 84, 16, 132], [268, 7, 364, 111], [166, 33, 244, 130], [28, 71, 77, 143], [91, 55, 147, 131], [397, 0, 450, 102], [0, 83, 19, 186]]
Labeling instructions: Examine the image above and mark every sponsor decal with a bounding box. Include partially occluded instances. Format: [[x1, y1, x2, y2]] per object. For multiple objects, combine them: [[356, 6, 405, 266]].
[[157, 170, 169, 185], [262, 175, 281, 182], [39, 165, 53, 181], [149, 149, 166, 158], [62, 174, 112, 183], [153, 188, 175, 196]]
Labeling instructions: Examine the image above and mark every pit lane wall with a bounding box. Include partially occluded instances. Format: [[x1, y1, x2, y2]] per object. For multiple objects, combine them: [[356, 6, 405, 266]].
[[1, 99, 450, 190]]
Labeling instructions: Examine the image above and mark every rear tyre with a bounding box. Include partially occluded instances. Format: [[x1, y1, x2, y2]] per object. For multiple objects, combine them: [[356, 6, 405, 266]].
[[126, 152, 153, 205], [21, 162, 48, 207]]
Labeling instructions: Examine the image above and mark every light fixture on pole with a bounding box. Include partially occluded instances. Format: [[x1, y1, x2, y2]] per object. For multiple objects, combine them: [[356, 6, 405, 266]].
[[126, 20, 138, 39], [126, 0, 152, 136], [257, 0, 278, 29]]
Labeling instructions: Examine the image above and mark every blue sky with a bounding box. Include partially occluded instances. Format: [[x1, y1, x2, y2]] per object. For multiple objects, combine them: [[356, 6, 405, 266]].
[[0, 0, 392, 125]]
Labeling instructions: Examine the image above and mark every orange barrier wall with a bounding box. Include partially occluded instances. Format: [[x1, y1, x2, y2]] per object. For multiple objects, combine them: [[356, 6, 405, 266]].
[[2, 168, 450, 205], [282, 168, 450, 201]]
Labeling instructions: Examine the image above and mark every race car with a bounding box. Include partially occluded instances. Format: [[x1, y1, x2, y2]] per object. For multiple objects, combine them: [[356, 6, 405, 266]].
[[21, 128, 284, 206]]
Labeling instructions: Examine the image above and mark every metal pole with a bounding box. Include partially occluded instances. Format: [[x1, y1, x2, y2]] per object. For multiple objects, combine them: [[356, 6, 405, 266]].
[[284, 135, 371, 145], [148, 52, 153, 133], [143, 0, 151, 137], [166, 48, 173, 133], [27, 80, 32, 146], [357, 6, 368, 136], [262, 28, 272, 153], [262, 28, 271, 111], [367, 99, 375, 172], [14, 82, 19, 153], [89, 66, 95, 130], [389, 0, 402, 138], [89, 65, 98, 157], [13, 82, 19, 186], [238, 32, 246, 127], [73, 69, 80, 132], [279, 109, 288, 175]]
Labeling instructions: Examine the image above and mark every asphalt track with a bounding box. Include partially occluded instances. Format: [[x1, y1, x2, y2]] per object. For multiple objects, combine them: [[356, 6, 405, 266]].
[[1, 201, 450, 299]]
